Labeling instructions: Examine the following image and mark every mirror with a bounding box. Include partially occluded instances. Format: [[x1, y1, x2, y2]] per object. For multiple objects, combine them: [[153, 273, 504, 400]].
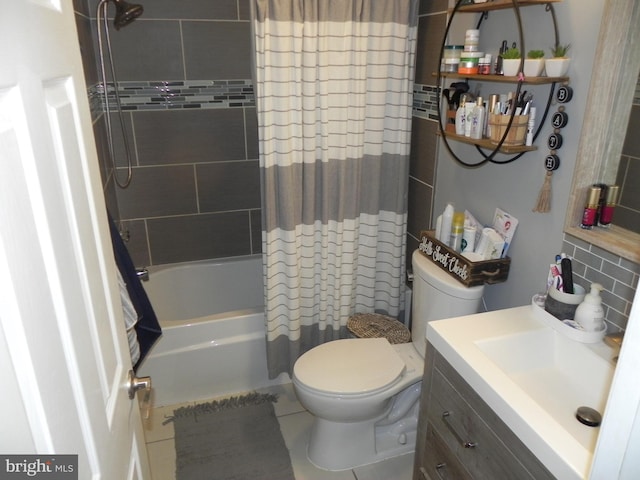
[[564, 0, 640, 264]]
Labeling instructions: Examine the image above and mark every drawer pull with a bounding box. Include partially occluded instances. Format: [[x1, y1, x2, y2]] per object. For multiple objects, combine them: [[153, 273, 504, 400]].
[[434, 463, 447, 480], [442, 411, 477, 449]]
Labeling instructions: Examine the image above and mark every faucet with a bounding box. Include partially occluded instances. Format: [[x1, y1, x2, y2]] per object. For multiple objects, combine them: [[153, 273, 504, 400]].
[[136, 267, 149, 282], [605, 331, 624, 363]]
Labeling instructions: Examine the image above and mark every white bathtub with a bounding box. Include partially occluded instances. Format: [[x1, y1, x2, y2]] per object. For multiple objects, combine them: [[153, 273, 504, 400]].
[[137, 255, 285, 407]]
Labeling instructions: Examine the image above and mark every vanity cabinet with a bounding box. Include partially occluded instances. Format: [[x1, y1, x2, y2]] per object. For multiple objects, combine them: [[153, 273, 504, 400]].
[[413, 342, 554, 480]]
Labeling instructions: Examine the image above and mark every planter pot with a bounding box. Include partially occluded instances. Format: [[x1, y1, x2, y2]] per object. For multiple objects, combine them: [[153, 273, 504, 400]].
[[502, 58, 522, 77], [523, 58, 545, 77], [545, 57, 570, 77]]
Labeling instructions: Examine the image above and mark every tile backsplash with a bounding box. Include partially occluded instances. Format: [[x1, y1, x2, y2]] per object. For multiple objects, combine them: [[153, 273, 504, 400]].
[[563, 234, 639, 332]]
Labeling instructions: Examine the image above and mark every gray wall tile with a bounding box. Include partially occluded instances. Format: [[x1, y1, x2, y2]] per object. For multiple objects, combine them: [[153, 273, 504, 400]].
[[140, 0, 239, 20], [250, 209, 262, 254], [407, 177, 433, 239], [116, 165, 197, 218], [102, 20, 184, 81], [239, 0, 251, 20], [134, 109, 247, 165], [197, 161, 260, 212], [245, 107, 259, 159], [147, 212, 252, 264], [410, 117, 437, 185], [419, 0, 448, 15], [182, 21, 252, 80], [120, 219, 151, 267], [414, 13, 445, 85]]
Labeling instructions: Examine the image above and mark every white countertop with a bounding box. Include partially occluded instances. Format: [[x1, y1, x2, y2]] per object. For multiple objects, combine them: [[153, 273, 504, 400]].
[[426, 305, 617, 480]]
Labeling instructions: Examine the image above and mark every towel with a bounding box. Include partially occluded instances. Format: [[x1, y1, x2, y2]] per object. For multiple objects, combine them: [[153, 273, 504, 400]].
[[107, 211, 162, 371], [117, 268, 141, 366]]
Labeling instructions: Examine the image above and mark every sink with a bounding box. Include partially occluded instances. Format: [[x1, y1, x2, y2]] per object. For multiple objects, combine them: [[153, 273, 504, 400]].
[[475, 328, 615, 451], [426, 305, 618, 479]]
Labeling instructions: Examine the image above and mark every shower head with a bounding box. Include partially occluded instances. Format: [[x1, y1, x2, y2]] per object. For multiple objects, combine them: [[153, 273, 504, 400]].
[[113, 0, 143, 30]]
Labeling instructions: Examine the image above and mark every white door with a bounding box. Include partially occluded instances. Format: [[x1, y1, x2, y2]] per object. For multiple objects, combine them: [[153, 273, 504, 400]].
[[0, 1, 151, 478]]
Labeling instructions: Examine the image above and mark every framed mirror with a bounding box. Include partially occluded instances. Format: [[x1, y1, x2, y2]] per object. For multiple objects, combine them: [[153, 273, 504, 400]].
[[564, 0, 640, 264]]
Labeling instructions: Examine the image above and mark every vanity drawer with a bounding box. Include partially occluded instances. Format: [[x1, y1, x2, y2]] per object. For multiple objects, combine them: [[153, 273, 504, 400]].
[[419, 422, 473, 480], [427, 352, 554, 480]]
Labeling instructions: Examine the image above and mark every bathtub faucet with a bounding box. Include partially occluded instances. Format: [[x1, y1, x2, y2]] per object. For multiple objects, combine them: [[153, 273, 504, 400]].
[[136, 267, 149, 282]]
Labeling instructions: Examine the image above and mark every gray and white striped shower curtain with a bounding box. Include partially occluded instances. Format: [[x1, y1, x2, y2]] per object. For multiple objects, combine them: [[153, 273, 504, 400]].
[[253, 0, 418, 378]]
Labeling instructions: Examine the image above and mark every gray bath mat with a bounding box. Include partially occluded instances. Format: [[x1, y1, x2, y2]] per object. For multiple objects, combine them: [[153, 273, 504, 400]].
[[166, 392, 295, 480]]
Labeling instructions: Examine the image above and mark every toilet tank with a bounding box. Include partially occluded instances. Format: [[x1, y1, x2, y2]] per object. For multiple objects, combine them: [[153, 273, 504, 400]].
[[411, 249, 484, 357]]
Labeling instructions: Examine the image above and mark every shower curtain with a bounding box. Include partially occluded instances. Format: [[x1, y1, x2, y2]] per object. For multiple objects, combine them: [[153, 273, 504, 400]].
[[253, 0, 418, 378]]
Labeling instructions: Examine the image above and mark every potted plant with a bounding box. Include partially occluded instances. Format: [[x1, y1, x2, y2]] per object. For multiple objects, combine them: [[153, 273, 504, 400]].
[[545, 43, 571, 77], [501, 47, 522, 77], [524, 49, 545, 77]]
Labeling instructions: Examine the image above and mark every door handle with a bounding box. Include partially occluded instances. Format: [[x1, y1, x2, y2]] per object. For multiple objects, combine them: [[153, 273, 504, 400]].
[[127, 369, 151, 399]]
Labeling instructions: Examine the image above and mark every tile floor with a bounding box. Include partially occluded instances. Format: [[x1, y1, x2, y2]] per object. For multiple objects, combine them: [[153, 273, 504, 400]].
[[143, 382, 415, 480]]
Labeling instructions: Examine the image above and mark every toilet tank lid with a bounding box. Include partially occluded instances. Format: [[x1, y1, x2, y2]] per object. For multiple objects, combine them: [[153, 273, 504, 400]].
[[293, 338, 405, 395], [412, 249, 484, 300]]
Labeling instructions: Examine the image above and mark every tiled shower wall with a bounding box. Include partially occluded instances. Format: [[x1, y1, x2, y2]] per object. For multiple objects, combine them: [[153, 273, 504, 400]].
[[74, 0, 259, 267]]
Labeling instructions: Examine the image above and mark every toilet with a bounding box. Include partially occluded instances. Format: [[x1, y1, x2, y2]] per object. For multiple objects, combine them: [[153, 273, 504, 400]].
[[292, 249, 485, 471]]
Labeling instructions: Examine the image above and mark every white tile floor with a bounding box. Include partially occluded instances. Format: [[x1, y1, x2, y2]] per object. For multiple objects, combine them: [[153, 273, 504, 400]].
[[143, 383, 414, 480]]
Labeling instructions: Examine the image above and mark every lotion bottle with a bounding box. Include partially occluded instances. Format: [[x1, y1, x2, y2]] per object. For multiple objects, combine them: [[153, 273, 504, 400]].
[[574, 283, 605, 332], [455, 96, 466, 135], [470, 97, 485, 140]]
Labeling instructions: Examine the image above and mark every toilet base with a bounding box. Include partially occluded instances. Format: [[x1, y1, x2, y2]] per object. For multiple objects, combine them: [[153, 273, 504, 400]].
[[306, 383, 421, 471]]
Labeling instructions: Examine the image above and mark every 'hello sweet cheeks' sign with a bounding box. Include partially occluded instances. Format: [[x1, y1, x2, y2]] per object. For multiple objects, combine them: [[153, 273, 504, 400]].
[[419, 237, 470, 281]]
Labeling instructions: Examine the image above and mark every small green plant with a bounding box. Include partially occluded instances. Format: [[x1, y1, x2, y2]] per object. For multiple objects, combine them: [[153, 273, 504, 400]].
[[501, 47, 521, 59], [549, 43, 571, 58], [527, 49, 545, 59]]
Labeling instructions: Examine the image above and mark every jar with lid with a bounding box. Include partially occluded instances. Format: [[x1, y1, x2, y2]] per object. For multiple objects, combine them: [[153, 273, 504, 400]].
[[458, 52, 483, 75], [441, 45, 463, 73]]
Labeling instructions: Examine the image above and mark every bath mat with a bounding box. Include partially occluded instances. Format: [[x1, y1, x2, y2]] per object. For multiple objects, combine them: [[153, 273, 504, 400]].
[[166, 392, 295, 480]]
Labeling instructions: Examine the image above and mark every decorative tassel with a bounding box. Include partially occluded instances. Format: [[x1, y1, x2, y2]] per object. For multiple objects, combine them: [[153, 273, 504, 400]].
[[533, 171, 553, 213]]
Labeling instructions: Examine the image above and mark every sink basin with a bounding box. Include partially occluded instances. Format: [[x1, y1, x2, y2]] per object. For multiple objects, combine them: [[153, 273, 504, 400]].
[[475, 328, 615, 450], [426, 305, 618, 479]]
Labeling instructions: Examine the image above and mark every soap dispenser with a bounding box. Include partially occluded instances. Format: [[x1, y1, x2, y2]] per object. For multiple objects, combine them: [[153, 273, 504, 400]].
[[575, 283, 605, 332]]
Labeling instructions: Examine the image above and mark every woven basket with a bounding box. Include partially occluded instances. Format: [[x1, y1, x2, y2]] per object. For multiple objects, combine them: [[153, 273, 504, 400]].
[[347, 313, 411, 344]]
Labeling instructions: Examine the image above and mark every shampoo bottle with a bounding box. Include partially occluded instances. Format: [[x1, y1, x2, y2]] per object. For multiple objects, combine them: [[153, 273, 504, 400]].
[[574, 283, 605, 332], [455, 96, 466, 135], [439, 203, 454, 246], [469, 97, 485, 140]]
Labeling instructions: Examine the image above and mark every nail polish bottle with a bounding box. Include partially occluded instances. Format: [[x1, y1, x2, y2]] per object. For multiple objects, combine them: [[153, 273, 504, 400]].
[[598, 185, 620, 227], [580, 185, 601, 229]]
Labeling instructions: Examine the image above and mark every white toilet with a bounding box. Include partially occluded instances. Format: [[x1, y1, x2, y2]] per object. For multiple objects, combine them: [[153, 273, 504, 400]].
[[292, 249, 485, 471]]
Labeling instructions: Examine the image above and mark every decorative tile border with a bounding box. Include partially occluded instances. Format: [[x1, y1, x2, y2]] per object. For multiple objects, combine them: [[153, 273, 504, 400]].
[[89, 79, 255, 117], [412, 83, 440, 120]]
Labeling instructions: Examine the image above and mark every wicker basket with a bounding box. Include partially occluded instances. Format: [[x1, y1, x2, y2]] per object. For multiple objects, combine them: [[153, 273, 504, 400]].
[[347, 313, 411, 344]]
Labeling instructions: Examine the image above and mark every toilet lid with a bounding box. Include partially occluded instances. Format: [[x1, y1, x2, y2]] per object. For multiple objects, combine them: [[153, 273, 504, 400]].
[[293, 338, 405, 395]]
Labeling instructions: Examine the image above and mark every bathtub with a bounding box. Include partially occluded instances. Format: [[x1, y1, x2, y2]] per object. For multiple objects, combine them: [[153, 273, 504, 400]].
[[137, 255, 286, 407]]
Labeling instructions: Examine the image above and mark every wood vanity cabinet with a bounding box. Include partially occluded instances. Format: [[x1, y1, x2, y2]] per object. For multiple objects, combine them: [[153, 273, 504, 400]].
[[413, 342, 555, 480]]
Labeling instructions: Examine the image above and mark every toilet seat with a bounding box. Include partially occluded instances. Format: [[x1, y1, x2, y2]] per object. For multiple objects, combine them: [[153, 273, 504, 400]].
[[294, 338, 405, 395]]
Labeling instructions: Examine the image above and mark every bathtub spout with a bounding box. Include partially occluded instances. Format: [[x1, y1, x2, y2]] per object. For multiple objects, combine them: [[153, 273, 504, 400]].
[[136, 267, 149, 282]]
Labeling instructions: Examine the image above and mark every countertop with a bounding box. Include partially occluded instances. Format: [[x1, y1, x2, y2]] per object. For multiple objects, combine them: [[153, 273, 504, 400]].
[[426, 304, 616, 480]]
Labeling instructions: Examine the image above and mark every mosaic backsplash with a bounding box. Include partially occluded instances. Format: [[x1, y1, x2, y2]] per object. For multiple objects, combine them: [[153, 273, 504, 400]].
[[89, 79, 255, 118], [412, 83, 440, 121]]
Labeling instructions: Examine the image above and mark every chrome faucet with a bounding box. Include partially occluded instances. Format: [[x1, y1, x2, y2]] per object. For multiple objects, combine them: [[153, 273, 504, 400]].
[[136, 267, 149, 282]]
